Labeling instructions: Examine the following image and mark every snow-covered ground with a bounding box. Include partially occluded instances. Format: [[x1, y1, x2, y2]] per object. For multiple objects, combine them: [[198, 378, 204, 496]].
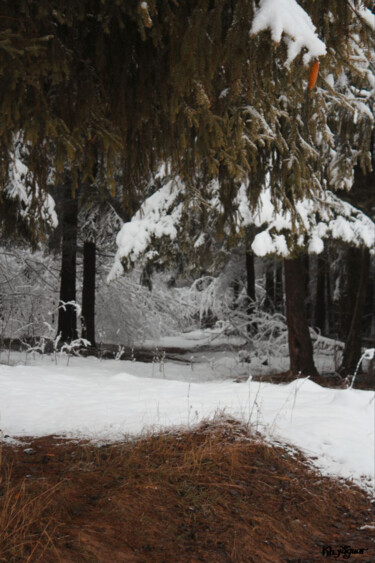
[[138, 328, 346, 375], [1, 347, 374, 495]]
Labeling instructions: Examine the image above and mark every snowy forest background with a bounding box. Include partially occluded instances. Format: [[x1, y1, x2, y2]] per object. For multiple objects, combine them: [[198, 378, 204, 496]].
[[0, 0, 374, 382], [1, 159, 374, 382]]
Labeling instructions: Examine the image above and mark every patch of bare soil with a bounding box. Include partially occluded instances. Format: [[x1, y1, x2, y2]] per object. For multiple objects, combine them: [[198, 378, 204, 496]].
[[1, 420, 374, 562]]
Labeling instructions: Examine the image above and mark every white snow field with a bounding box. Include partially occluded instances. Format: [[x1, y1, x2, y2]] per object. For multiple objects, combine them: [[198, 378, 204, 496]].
[[0, 350, 374, 494]]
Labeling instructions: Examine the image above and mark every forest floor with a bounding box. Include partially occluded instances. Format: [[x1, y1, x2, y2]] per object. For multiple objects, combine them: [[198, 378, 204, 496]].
[[1, 419, 375, 562], [1, 331, 374, 561]]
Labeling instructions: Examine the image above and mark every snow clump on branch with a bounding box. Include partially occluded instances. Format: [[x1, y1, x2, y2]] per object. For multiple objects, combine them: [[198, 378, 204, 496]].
[[250, 0, 327, 65], [243, 187, 375, 257]]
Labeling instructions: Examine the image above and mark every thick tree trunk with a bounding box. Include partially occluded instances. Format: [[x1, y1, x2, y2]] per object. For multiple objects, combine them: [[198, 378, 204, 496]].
[[57, 184, 79, 343], [284, 257, 318, 376], [363, 257, 375, 339], [301, 254, 310, 322], [339, 247, 370, 377], [81, 240, 96, 347]]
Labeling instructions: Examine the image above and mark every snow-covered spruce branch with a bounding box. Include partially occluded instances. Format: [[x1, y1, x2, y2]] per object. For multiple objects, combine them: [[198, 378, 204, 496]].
[[5, 155, 57, 232], [109, 175, 375, 284]]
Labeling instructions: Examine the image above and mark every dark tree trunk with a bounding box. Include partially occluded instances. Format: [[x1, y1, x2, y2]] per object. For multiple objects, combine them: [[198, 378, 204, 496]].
[[57, 183, 79, 343], [301, 254, 310, 322], [246, 249, 256, 332], [336, 133, 374, 368], [315, 253, 326, 333], [335, 250, 349, 343], [370, 258, 375, 343], [274, 261, 283, 313], [339, 247, 370, 377], [284, 257, 318, 376], [81, 240, 96, 347], [326, 256, 334, 336], [363, 258, 375, 339], [246, 250, 255, 304], [231, 279, 241, 309]]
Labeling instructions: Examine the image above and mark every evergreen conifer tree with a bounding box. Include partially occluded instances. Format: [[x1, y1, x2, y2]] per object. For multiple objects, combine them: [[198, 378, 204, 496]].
[[0, 0, 373, 230]]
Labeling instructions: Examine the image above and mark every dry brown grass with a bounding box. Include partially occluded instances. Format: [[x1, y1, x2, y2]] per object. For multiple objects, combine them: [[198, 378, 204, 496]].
[[1, 419, 374, 562], [0, 451, 62, 562]]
